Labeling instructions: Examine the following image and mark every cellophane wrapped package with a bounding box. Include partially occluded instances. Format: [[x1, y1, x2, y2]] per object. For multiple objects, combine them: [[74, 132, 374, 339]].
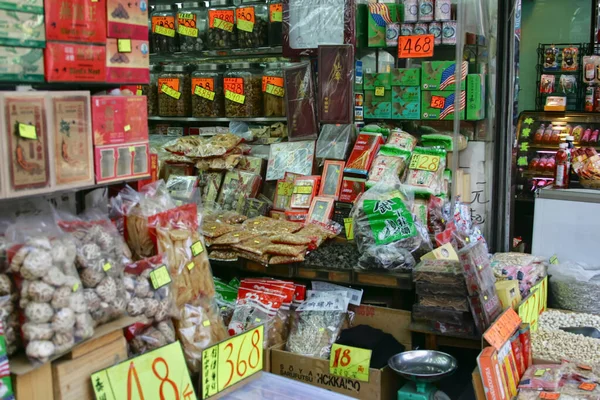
[[386, 129, 417, 152], [125, 320, 177, 356], [266, 141, 316, 181], [318, 45, 354, 124], [367, 145, 411, 188], [403, 147, 447, 195], [284, 62, 318, 141], [316, 124, 356, 165]]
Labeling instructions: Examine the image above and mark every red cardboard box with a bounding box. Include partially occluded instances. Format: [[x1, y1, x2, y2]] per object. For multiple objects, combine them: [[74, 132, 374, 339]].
[[107, 0, 149, 40], [45, 43, 106, 82], [45, 0, 107, 43], [339, 176, 366, 203], [344, 132, 385, 177], [130, 153, 158, 190], [106, 38, 150, 84], [94, 141, 150, 183], [91, 96, 148, 145]]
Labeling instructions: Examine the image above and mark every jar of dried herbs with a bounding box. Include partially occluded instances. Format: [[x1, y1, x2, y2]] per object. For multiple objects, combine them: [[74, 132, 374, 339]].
[[145, 64, 162, 116], [207, 0, 237, 49], [236, 1, 268, 48], [192, 64, 225, 117], [268, 0, 283, 46], [224, 62, 263, 117], [177, 2, 208, 53], [158, 64, 192, 117], [151, 5, 178, 54], [262, 62, 285, 117]]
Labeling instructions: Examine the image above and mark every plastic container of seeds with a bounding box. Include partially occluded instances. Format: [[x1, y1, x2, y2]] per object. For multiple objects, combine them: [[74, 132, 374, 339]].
[[207, 0, 238, 49], [145, 64, 162, 116], [192, 64, 225, 117], [151, 5, 178, 54], [158, 64, 192, 117], [262, 62, 285, 117], [177, 2, 208, 53], [224, 62, 263, 118], [268, 0, 283, 46], [236, 0, 268, 48]]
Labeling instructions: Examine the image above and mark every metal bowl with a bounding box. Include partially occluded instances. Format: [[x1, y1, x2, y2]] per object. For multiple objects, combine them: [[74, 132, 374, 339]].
[[388, 350, 458, 383]]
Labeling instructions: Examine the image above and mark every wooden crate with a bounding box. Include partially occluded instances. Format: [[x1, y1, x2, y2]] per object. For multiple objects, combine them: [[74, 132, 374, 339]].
[[13, 362, 53, 400]]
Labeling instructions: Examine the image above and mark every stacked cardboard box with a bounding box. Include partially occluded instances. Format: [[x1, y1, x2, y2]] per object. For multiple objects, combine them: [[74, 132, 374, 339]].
[[421, 61, 467, 120]]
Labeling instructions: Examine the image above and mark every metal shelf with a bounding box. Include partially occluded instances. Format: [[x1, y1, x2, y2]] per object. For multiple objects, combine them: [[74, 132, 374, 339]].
[[150, 47, 285, 63], [149, 116, 287, 123]]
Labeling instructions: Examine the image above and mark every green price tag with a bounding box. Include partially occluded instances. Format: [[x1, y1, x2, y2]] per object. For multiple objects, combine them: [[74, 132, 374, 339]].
[[520, 142, 529, 152], [155, 25, 175, 37], [237, 19, 254, 32], [103, 262, 112, 272], [161, 84, 181, 100], [214, 18, 234, 32], [272, 11, 282, 22], [265, 83, 285, 97], [178, 25, 198, 37], [150, 265, 172, 289], [117, 39, 132, 53], [521, 128, 531, 138], [187, 262, 195, 271], [524, 117, 535, 125], [517, 156, 528, 167], [191, 241, 204, 257], [19, 123, 37, 140]]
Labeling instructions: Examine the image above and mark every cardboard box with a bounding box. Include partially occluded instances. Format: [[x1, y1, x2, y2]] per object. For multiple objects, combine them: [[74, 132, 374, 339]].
[[0, 46, 44, 82], [0, 10, 44, 48], [421, 61, 468, 91], [364, 90, 391, 119], [392, 100, 420, 120], [421, 91, 466, 120], [392, 86, 420, 103], [270, 305, 411, 400], [107, 0, 149, 40], [45, 42, 106, 82], [467, 73, 485, 120], [106, 38, 150, 84], [130, 153, 158, 191], [94, 141, 150, 183], [0, 0, 43, 13], [391, 68, 420, 86], [495, 280, 521, 311], [476, 347, 509, 400], [344, 132, 384, 176], [91, 96, 148, 145], [45, 0, 106, 43], [364, 73, 391, 90], [339, 176, 366, 203]]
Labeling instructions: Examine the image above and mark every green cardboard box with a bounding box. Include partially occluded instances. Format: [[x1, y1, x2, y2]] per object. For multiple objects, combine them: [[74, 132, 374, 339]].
[[467, 74, 485, 120], [392, 86, 420, 103], [368, 3, 400, 47], [421, 91, 466, 120], [364, 73, 391, 90], [365, 90, 391, 118], [356, 3, 368, 48], [392, 100, 420, 120], [391, 68, 421, 86], [0, 0, 43, 13], [0, 46, 44, 82], [421, 61, 468, 91]]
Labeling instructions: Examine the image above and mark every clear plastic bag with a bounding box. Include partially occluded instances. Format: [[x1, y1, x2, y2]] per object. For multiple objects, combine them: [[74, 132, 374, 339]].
[[519, 363, 566, 391], [549, 262, 600, 314], [126, 320, 177, 356], [403, 147, 447, 195], [284, 62, 318, 141], [316, 125, 355, 165]]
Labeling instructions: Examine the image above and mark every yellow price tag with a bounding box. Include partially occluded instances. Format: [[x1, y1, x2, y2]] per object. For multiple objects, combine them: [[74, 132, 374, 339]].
[[161, 84, 181, 100], [178, 25, 198, 37], [136, 89, 143, 96], [294, 186, 312, 195], [103, 262, 112, 272], [202, 320, 211, 327], [237, 19, 254, 32], [329, 344, 372, 383], [155, 25, 175, 37], [91, 342, 197, 400], [409, 154, 441, 172], [343, 218, 354, 241], [72, 283, 79, 292], [129, 146, 135, 152], [225, 90, 245, 104], [214, 18, 234, 32], [194, 85, 215, 101], [124, 125, 131, 132], [201, 326, 263, 399], [186, 262, 195, 271], [150, 265, 171, 290], [117, 39, 132, 53], [266, 83, 285, 97], [19, 123, 37, 140], [374, 86, 385, 97], [549, 255, 559, 265], [191, 241, 204, 257]]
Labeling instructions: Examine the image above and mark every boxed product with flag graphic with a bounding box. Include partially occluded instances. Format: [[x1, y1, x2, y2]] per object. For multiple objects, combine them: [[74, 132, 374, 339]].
[[421, 91, 465, 120], [364, 89, 392, 119], [421, 61, 468, 91], [467, 73, 486, 120], [367, 2, 401, 48], [391, 86, 420, 119]]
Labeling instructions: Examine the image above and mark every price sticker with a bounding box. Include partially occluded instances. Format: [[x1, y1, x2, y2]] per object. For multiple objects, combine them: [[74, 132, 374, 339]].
[[136, 86, 143, 96], [277, 181, 294, 196], [117, 39, 132, 53], [534, 369, 546, 377], [262, 76, 284, 91], [72, 283, 79, 292], [201, 326, 264, 399], [549, 255, 559, 265], [214, 18, 234, 32], [203, 320, 211, 327], [18, 123, 37, 140], [195, 86, 216, 101], [294, 186, 313, 194], [150, 265, 172, 290], [266, 83, 285, 97], [187, 262, 195, 271], [398, 34, 434, 58], [191, 241, 204, 257], [430, 95, 445, 109], [522, 128, 531, 138], [237, 19, 254, 33], [225, 90, 245, 104], [155, 25, 175, 37], [161, 84, 181, 100], [124, 125, 131, 132], [579, 382, 597, 391], [409, 154, 441, 172], [269, 3, 283, 22], [103, 262, 112, 272], [329, 344, 371, 382], [91, 342, 197, 400], [374, 86, 385, 97], [539, 393, 560, 399], [343, 218, 354, 241], [224, 77, 244, 95], [483, 308, 522, 351], [178, 25, 198, 37]]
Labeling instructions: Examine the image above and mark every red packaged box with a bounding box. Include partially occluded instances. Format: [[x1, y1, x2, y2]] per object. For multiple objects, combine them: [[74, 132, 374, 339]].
[[319, 160, 345, 199], [285, 210, 307, 223], [91, 96, 149, 145], [106, 38, 150, 84], [344, 132, 384, 177], [339, 176, 366, 203], [509, 332, 525, 380], [107, 0, 149, 40], [519, 323, 532, 370], [94, 141, 150, 183], [290, 175, 321, 209], [45, 0, 107, 43], [45, 43, 106, 82], [130, 153, 158, 191]]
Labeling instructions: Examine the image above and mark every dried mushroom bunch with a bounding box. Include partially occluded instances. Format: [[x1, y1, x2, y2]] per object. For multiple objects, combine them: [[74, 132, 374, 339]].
[[0, 274, 20, 354], [176, 297, 228, 373], [10, 236, 94, 363], [128, 320, 177, 356]]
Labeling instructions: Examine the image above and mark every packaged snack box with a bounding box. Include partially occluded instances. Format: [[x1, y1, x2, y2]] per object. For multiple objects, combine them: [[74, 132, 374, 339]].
[[107, 0, 149, 40], [45, 0, 106, 43], [45, 43, 106, 82], [106, 38, 150, 84]]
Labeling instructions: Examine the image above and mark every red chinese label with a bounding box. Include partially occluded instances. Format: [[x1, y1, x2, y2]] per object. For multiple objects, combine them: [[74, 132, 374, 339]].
[[152, 16, 175, 31], [177, 12, 197, 28], [192, 78, 214, 93], [209, 9, 234, 28], [224, 78, 244, 95], [269, 3, 283, 22], [262, 76, 284, 92]]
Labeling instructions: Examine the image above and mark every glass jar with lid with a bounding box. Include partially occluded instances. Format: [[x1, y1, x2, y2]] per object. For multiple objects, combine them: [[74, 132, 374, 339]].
[[236, 0, 268, 48], [145, 64, 162, 116], [177, 2, 208, 53], [262, 62, 285, 117], [158, 64, 192, 117], [192, 64, 225, 117], [207, 0, 237, 50], [268, 0, 282, 46], [151, 5, 178, 54], [224, 62, 263, 117]]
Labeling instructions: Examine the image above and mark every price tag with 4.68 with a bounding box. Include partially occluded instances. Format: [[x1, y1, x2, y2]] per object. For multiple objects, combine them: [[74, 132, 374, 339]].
[[398, 34, 434, 58]]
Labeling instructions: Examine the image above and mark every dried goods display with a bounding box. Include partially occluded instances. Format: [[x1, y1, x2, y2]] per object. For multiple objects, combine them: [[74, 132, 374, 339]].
[[224, 63, 263, 118], [192, 64, 225, 118], [177, 3, 208, 52], [266, 141, 316, 181], [158, 65, 191, 117], [263, 62, 286, 117], [126, 320, 177, 356], [236, 3, 268, 48], [207, 1, 238, 49], [151, 5, 178, 54]]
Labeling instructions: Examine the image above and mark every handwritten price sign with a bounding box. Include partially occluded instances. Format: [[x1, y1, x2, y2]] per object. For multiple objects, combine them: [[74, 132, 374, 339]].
[[91, 342, 196, 400], [518, 276, 548, 332], [201, 326, 263, 399], [398, 34, 434, 58], [329, 344, 371, 382], [409, 154, 441, 172], [483, 308, 522, 351]]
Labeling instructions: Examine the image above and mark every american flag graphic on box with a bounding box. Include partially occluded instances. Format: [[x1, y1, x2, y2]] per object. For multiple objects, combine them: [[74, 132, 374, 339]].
[[439, 61, 468, 90], [368, 3, 393, 27], [440, 91, 466, 120]]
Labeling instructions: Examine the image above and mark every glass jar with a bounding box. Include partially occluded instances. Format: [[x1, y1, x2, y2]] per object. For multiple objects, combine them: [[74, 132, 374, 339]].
[[177, 2, 208, 53], [151, 5, 178, 54], [268, 0, 282, 46], [262, 62, 285, 117], [192, 64, 225, 117], [146, 64, 162, 116], [158, 64, 192, 117], [207, 0, 237, 49], [224, 62, 263, 117], [236, 1, 268, 48], [149, 5, 155, 53]]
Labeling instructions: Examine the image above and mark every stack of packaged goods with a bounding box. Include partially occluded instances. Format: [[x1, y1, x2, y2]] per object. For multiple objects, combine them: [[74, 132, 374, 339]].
[[490, 252, 547, 309]]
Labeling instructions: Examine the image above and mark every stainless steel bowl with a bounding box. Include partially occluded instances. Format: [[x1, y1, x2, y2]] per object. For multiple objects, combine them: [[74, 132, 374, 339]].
[[388, 350, 458, 383]]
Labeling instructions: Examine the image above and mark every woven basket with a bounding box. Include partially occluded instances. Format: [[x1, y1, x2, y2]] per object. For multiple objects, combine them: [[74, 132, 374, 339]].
[[579, 179, 600, 189]]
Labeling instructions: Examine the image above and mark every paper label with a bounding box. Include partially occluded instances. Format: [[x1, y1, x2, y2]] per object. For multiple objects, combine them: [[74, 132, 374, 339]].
[[103, 262, 112, 272], [124, 125, 131, 132], [195, 86, 216, 101], [161, 84, 181, 100], [193, 77, 214, 92], [269, 3, 283, 22], [19, 123, 37, 140], [209, 10, 234, 31], [236, 7, 255, 32], [483, 308, 522, 351], [187, 262, 195, 271], [430, 95, 446, 109], [159, 78, 181, 100], [203, 320, 211, 327], [191, 241, 204, 257], [294, 186, 313, 195], [329, 344, 371, 382], [375, 87, 385, 97], [518, 276, 548, 332], [150, 265, 172, 289], [579, 382, 597, 391], [178, 25, 199, 37], [153, 20, 176, 37], [117, 39, 132, 53], [262, 76, 284, 91], [409, 154, 441, 172], [224, 77, 244, 95], [539, 393, 560, 399], [225, 90, 245, 104], [398, 34, 435, 58], [277, 181, 294, 196], [549, 255, 559, 265], [266, 84, 285, 97]]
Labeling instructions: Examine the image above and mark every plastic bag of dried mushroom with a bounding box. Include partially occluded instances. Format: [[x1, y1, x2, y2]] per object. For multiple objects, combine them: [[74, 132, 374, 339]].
[[7, 233, 95, 364], [125, 320, 177, 357], [0, 275, 20, 355], [58, 219, 131, 326]]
